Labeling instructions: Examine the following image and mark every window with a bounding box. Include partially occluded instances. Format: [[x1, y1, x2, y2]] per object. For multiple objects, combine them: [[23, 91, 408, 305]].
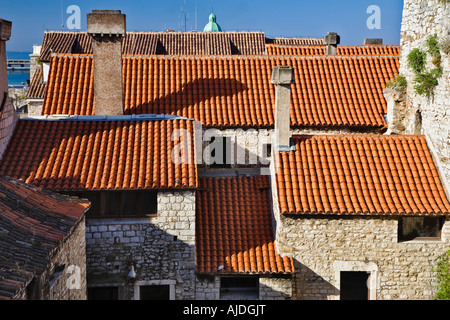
[[398, 217, 444, 241], [340, 272, 370, 300], [88, 286, 119, 300], [209, 136, 232, 168], [65, 190, 157, 218], [139, 285, 171, 300], [220, 277, 259, 300]]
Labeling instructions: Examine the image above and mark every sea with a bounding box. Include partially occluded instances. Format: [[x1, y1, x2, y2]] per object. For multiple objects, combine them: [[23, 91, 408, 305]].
[[7, 51, 32, 86]]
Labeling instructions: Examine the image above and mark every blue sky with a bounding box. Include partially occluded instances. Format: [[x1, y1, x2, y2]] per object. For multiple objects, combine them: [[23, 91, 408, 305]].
[[2, 0, 404, 52]]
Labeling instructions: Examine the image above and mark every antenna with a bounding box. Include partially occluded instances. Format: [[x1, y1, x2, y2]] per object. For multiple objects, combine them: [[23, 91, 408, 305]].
[[60, 0, 65, 30], [179, 0, 189, 31]]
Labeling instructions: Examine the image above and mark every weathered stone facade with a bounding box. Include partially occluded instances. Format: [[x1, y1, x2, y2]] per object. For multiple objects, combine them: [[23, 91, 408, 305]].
[[16, 217, 87, 300], [273, 214, 449, 300], [391, 0, 450, 182], [85, 191, 196, 300]]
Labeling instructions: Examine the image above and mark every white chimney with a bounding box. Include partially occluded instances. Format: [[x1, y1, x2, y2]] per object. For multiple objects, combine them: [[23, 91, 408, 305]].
[[324, 32, 340, 55], [271, 66, 295, 151]]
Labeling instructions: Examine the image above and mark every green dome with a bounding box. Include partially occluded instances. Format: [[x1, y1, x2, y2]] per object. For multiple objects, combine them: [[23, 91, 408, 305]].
[[203, 13, 222, 32]]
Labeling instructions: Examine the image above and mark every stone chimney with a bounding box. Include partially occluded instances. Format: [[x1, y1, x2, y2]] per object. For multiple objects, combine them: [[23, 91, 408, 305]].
[[324, 32, 340, 55], [271, 66, 295, 151], [0, 19, 18, 160], [364, 38, 383, 45], [87, 10, 126, 115]]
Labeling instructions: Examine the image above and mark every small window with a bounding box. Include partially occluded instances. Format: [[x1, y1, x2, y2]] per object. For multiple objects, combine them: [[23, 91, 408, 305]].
[[63, 190, 157, 218], [139, 285, 170, 300], [88, 287, 119, 300], [220, 277, 259, 300], [209, 136, 232, 168], [398, 217, 444, 241]]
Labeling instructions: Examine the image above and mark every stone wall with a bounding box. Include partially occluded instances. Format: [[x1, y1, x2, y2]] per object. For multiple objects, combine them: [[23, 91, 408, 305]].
[[394, 0, 450, 182], [45, 217, 87, 300], [198, 127, 381, 172], [85, 190, 196, 300], [19, 217, 87, 300], [274, 214, 450, 300]]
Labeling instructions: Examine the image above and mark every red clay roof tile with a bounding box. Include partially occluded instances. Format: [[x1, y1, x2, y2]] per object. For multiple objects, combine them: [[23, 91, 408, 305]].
[[196, 175, 294, 274], [275, 135, 450, 216], [0, 176, 89, 300], [0, 118, 198, 191], [267, 44, 400, 56], [42, 54, 398, 129]]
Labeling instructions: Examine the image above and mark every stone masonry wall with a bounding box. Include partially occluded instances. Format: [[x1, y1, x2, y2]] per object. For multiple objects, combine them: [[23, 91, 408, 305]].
[[397, 0, 450, 182], [45, 217, 87, 300], [275, 214, 450, 300], [85, 191, 196, 300]]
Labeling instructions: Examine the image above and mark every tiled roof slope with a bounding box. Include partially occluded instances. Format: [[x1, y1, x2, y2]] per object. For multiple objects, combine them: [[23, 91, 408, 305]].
[[0, 118, 198, 191], [275, 135, 450, 216], [39, 31, 267, 61], [0, 176, 89, 300], [267, 44, 401, 56], [265, 37, 325, 46], [42, 54, 399, 129], [196, 175, 294, 274], [26, 68, 46, 99]]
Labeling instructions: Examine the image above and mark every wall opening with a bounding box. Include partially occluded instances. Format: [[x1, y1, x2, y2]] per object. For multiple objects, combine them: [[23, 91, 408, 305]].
[[220, 276, 259, 300], [88, 286, 119, 300], [139, 285, 170, 300], [340, 271, 370, 300]]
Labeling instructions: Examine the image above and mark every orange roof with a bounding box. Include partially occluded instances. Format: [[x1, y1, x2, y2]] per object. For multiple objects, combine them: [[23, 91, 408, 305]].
[[0, 118, 198, 191], [42, 54, 398, 129], [267, 44, 401, 56], [275, 135, 450, 216], [196, 175, 294, 274]]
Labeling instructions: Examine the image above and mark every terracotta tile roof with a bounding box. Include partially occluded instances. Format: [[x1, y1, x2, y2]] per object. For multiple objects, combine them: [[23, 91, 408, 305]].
[[265, 37, 325, 46], [196, 175, 294, 274], [0, 175, 89, 300], [38, 31, 267, 61], [26, 68, 46, 99], [0, 118, 198, 191], [42, 54, 398, 129], [267, 44, 401, 56], [275, 135, 450, 216]]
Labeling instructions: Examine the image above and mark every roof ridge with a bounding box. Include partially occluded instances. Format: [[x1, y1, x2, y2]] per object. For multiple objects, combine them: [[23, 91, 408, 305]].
[[51, 53, 399, 59], [21, 114, 194, 122]]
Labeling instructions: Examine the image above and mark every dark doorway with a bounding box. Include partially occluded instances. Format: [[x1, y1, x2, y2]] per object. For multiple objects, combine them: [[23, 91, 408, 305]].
[[340, 272, 369, 300], [140, 285, 170, 300], [88, 286, 119, 300]]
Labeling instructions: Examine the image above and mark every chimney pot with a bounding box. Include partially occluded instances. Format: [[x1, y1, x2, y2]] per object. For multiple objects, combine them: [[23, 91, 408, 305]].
[[87, 10, 126, 37], [364, 38, 383, 45], [0, 19, 12, 41], [271, 66, 295, 85], [324, 32, 340, 55]]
